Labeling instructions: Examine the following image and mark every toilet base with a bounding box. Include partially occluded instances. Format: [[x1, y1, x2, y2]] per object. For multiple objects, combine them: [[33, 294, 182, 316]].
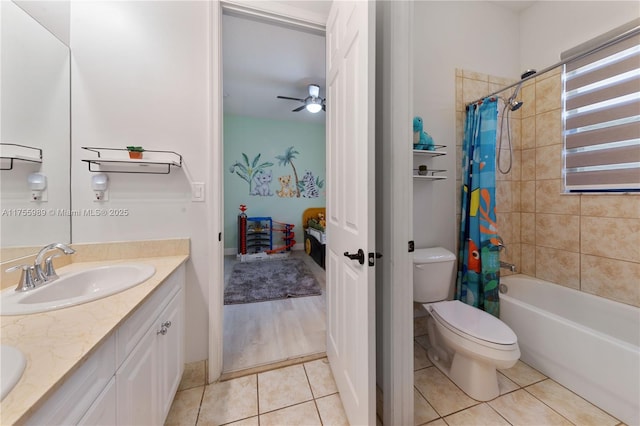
[[425, 312, 515, 402], [427, 346, 501, 402], [449, 352, 500, 401]]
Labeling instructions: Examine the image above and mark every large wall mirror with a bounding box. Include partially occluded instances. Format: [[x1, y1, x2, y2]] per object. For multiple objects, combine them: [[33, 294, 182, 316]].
[[1, 1, 71, 256]]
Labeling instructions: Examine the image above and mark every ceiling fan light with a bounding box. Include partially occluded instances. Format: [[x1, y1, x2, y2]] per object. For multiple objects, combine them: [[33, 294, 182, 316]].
[[306, 102, 322, 113]]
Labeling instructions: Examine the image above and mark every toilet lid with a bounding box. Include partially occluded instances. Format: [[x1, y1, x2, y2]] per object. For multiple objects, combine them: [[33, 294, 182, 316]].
[[431, 300, 517, 345]]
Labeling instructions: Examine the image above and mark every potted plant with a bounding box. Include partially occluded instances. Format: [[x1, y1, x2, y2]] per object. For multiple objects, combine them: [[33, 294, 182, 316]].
[[126, 146, 144, 159]]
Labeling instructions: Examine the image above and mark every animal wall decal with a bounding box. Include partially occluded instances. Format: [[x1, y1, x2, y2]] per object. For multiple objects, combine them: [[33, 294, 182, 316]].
[[229, 148, 324, 199], [229, 153, 274, 195], [299, 170, 323, 198], [275, 146, 301, 198], [276, 175, 295, 198], [251, 169, 274, 196]]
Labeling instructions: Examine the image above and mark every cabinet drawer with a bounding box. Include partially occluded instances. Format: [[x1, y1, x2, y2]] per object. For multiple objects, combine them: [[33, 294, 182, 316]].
[[25, 334, 115, 426], [116, 266, 184, 366]]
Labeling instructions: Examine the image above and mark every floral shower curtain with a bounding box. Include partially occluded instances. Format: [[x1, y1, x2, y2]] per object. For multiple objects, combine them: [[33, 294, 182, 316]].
[[456, 97, 501, 317]]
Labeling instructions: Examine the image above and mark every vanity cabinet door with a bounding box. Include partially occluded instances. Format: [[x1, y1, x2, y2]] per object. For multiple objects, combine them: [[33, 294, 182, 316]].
[[116, 325, 159, 426], [157, 286, 185, 421], [24, 335, 115, 426], [78, 377, 116, 426]]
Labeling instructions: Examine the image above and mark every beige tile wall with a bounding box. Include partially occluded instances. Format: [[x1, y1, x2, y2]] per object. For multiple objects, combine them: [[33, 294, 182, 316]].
[[455, 69, 522, 278], [456, 68, 640, 308]]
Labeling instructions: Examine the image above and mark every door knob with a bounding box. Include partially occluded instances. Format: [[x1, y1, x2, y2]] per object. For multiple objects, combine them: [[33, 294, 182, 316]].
[[344, 249, 365, 265]]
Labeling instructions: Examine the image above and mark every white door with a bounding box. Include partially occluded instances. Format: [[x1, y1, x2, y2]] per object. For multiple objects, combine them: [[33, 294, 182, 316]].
[[325, 1, 376, 425]]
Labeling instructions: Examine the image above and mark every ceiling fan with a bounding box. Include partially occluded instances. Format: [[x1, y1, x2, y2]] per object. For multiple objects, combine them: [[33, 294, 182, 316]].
[[277, 84, 326, 113]]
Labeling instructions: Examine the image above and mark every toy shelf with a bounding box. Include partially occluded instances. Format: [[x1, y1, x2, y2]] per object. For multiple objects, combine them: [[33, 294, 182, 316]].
[[81, 147, 182, 174], [246, 217, 273, 254], [0, 143, 43, 170]]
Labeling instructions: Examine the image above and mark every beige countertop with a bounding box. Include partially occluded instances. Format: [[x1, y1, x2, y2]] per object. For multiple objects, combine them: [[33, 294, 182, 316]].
[[0, 240, 189, 425]]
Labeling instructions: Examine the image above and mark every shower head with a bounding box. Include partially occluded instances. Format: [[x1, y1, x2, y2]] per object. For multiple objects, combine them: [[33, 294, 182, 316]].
[[507, 69, 536, 111], [509, 98, 524, 111]]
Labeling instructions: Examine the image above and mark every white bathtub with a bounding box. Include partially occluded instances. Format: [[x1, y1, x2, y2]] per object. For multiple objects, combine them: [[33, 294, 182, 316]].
[[500, 275, 640, 425]]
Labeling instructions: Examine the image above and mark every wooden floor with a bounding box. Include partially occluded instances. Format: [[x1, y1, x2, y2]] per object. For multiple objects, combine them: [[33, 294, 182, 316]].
[[222, 250, 327, 374]]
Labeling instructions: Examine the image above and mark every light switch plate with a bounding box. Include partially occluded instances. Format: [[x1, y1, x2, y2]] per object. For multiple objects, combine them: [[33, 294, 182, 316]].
[[192, 182, 205, 202]]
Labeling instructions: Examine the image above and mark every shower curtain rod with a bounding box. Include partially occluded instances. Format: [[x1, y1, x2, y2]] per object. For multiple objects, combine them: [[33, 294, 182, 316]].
[[466, 21, 640, 107]]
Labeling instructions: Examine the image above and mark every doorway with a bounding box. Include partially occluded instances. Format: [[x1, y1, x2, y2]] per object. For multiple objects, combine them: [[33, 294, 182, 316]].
[[220, 10, 328, 376]]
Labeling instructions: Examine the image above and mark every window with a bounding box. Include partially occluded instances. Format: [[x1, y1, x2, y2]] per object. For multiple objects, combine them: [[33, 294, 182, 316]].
[[563, 32, 640, 192]]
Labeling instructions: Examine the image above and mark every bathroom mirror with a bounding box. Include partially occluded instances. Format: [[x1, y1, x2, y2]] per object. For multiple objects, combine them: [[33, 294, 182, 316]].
[[0, 1, 71, 255]]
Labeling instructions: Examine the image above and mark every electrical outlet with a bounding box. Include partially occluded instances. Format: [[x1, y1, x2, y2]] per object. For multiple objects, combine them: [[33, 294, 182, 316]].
[[192, 182, 205, 202], [94, 189, 109, 202]]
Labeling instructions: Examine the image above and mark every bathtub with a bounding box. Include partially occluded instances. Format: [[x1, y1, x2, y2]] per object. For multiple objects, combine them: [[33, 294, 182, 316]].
[[500, 275, 640, 425]]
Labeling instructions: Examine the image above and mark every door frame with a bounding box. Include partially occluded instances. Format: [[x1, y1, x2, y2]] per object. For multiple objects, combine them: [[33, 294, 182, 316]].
[[375, 2, 414, 424], [208, 0, 329, 383], [208, 2, 414, 424]]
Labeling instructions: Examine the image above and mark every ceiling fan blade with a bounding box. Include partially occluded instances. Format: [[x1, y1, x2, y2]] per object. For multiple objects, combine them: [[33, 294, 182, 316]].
[[277, 96, 305, 102], [292, 105, 306, 112], [308, 84, 320, 98]]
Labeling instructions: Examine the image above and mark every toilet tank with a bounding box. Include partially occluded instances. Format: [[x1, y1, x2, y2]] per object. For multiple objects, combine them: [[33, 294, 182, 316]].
[[413, 247, 457, 303]]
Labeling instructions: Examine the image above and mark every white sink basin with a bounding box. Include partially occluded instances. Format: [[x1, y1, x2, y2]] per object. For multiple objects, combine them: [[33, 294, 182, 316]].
[[1, 345, 26, 400], [0, 263, 156, 315]]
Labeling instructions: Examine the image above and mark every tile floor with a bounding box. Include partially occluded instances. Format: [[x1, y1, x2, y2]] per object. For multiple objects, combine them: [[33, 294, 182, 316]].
[[167, 305, 626, 425], [412, 312, 625, 426], [165, 358, 349, 425]]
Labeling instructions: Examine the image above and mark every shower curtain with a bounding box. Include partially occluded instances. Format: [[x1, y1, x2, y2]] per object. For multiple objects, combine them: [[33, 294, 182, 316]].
[[456, 98, 501, 317]]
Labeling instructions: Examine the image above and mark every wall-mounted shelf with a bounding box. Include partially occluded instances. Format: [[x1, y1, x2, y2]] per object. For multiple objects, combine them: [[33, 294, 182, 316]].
[[81, 147, 182, 174], [413, 144, 447, 180], [413, 144, 447, 157], [413, 169, 447, 180], [0, 143, 43, 170]]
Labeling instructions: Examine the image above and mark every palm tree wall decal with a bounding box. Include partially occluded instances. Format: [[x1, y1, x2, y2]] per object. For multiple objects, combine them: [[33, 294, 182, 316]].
[[229, 153, 274, 194], [275, 146, 301, 198]]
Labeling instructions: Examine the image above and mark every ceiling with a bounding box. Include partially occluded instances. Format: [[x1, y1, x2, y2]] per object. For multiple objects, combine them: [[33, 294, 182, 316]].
[[222, 12, 326, 124], [222, 1, 537, 124]]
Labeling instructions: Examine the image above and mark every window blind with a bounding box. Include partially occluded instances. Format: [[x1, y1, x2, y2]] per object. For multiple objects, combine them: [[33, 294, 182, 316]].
[[563, 32, 640, 192]]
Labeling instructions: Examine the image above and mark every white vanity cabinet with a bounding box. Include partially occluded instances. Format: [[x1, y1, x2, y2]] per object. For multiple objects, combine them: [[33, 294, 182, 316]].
[[78, 378, 117, 425], [117, 277, 184, 425], [25, 264, 185, 425]]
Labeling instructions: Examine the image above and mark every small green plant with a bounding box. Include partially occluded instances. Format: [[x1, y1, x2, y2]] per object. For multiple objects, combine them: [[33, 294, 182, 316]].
[[126, 146, 144, 159]]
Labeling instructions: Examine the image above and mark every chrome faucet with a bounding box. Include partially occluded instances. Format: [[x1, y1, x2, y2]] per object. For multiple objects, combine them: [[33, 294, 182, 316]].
[[5, 243, 75, 292], [34, 242, 75, 284], [500, 261, 517, 273]]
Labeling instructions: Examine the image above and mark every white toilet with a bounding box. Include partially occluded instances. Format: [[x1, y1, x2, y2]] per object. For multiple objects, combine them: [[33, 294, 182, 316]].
[[414, 247, 520, 401]]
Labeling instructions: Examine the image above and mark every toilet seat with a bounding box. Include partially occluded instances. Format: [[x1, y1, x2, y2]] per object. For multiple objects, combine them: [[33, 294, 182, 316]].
[[429, 300, 517, 350]]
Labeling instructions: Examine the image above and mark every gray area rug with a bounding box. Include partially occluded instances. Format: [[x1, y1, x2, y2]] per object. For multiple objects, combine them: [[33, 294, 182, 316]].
[[224, 258, 322, 305]]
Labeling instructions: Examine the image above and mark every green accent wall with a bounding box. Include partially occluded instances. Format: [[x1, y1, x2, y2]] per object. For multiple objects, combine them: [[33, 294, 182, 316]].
[[224, 113, 326, 250]]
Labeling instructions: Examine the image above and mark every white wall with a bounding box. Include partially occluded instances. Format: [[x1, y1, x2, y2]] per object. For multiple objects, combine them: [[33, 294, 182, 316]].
[[520, 1, 640, 71], [412, 1, 520, 253], [70, 1, 211, 363], [14, 1, 70, 46]]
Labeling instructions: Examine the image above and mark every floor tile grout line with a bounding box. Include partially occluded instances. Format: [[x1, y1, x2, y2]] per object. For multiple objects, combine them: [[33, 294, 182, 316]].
[[194, 384, 206, 426], [484, 400, 516, 426], [520, 385, 578, 426], [302, 361, 325, 425], [521, 379, 612, 426]]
